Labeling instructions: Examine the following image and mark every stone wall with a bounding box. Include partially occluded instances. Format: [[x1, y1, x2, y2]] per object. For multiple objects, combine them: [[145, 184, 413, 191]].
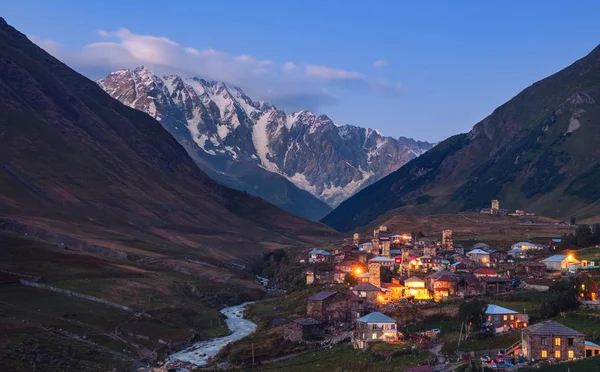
[[523, 333, 585, 361]]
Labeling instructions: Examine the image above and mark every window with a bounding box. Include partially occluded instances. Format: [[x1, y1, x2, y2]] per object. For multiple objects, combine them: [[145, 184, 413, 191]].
[[503, 315, 508, 321], [541, 337, 548, 346], [555, 350, 561, 358], [510, 315, 514, 320], [555, 337, 561, 346], [487, 316, 491, 321], [541, 350, 547, 358], [568, 338, 573, 346], [372, 333, 376, 340], [568, 350, 574, 359]]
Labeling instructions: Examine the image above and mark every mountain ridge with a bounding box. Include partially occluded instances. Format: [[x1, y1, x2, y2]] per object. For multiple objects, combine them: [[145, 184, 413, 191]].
[[323, 43, 600, 232], [98, 67, 434, 209]]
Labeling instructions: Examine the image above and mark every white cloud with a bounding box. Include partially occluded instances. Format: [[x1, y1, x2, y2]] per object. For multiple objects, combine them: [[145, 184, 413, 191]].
[[282, 61, 296, 72], [305, 64, 365, 80], [373, 59, 388, 68], [27, 27, 400, 112]]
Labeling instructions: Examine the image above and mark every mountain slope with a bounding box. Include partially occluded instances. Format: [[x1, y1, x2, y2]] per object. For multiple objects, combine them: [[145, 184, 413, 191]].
[[323, 44, 600, 232], [98, 68, 433, 209], [0, 17, 336, 258]]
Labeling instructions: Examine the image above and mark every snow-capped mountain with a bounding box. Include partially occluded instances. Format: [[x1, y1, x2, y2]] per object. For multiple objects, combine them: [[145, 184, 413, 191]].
[[99, 67, 434, 207]]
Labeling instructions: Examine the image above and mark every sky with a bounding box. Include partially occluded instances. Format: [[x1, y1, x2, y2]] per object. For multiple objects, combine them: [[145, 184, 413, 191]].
[[2, 1, 600, 142]]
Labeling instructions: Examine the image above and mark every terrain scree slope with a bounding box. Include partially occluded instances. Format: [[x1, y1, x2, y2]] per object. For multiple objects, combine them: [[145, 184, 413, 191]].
[[323, 44, 600, 232]]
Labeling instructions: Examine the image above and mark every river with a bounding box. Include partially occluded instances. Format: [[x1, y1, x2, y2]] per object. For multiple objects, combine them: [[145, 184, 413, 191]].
[[168, 302, 257, 367]]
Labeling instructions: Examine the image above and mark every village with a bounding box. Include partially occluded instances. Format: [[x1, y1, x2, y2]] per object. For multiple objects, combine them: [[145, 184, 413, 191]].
[[260, 202, 600, 371]]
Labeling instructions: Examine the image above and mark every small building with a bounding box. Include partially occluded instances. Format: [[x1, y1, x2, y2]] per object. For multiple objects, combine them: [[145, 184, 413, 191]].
[[369, 256, 395, 267], [570, 272, 599, 301], [512, 242, 541, 251], [507, 248, 527, 260], [585, 340, 600, 358], [351, 282, 383, 302], [515, 262, 547, 278], [466, 249, 491, 266], [283, 318, 322, 342], [308, 249, 332, 263], [354, 312, 399, 348], [307, 291, 338, 320], [484, 304, 528, 333], [541, 255, 580, 272], [521, 320, 585, 362], [473, 242, 490, 251], [481, 276, 511, 294], [358, 242, 373, 253], [404, 276, 431, 300], [451, 261, 470, 273], [473, 268, 499, 278]]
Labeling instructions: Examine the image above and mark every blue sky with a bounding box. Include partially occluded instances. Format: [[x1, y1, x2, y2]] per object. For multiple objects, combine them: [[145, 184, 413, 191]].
[[3, 1, 600, 142]]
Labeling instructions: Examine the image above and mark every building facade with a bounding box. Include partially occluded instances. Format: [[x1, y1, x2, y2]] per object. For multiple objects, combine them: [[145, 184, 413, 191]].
[[522, 321, 585, 362]]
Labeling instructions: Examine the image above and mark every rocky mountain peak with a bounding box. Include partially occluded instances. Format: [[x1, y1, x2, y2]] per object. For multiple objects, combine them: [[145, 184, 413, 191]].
[[98, 67, 434, 206]]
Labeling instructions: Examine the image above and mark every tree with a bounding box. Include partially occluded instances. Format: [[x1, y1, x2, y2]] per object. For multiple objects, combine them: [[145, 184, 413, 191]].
[[458, 299, 488, 330], [541, 279, 580, 318], [343, 272, 357, 286], [380, 266, 394, 283]]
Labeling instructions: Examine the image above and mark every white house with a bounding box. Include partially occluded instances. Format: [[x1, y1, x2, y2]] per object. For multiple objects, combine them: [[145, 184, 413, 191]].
[[540, 255, 580, 271], [512, 242, 542, 251], [354, 312, 399, 348], [467, 249, 491, 266], [359, 242, 373, 252]]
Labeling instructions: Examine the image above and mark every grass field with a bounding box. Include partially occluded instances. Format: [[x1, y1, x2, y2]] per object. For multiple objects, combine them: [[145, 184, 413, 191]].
[[250, 344, 431, 372], [0, 233, 269, 369], [568, 246, 600, 261], [521, 355, 600, 372]]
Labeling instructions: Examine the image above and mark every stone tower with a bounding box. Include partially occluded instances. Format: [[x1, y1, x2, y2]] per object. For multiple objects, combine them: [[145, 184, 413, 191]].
[[381, 240, 391, 257], [491, 199, 500, 210], [368, 262, 381, 288], [442, 229, 453, 249], [353, 233, 360, 247]]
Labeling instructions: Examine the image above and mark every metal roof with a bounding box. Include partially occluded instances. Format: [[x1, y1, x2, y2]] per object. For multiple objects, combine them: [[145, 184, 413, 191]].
[[357, 311, 396, 323], [404, 276, 425, 283], [467, 249, 489, 255], [523, 320, 584, 337], [369, 256, 395, 262], [586, 340, 600, 348], [352, 282, 382, 291], [485, 304, 518, 315], [309, 249, 331, 256], [541, 255, 567, 262], [308, 291, 337, 301]]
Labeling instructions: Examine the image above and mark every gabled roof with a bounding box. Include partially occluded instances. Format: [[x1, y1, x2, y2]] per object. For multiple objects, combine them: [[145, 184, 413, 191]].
[[427, 269, 454, 279], [485, 304, 518, 315], [294, 318, 321, 326], [357, 311, 396, 323], [352, 282, 382, 292], [473, 242, 490, 249], [308, 291, 337, 301], [523, 320, 583, 337], [473, 268, 496, 275], [467, 249, 489, 255], [309, 249, 331, 256], [513, 241, 537, 247], [369, 256, 395, 263], [541, 255, 567, 262], [404, 276, 425, 283]]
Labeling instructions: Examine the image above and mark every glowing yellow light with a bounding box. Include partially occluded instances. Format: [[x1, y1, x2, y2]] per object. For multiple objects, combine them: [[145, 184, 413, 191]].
[[568, 254, 574, 259], [354, 267, 363, 275], [377, 294, 385, 302]]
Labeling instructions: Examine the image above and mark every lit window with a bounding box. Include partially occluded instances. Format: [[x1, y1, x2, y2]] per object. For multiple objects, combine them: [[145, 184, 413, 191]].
[[555, 350, 561, 358], [541, 350, 547, 358], [487, 316, 491, 321], [372, 333, 376, 340], [510, 315, 514, 320], [568, 350, 574, 359], [503, 315, 508, 321], [555, 337, 561, 346]]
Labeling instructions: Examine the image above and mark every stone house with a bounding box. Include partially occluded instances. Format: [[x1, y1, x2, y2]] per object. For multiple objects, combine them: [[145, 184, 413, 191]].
[[522, 321, 585, 361], [515, 262, 546, 278], [403, 276, 431, 300], [283, 318, 323, 342], [308, 249, 332, 263], [431, 274, 460, 299], [352, 282, 383, 303], [481, 276, 511, 294], [484, 304, 528, 333], [466, 249, 490, 266], [354, 312, 399, 348], [307, 291, 365, 326]]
